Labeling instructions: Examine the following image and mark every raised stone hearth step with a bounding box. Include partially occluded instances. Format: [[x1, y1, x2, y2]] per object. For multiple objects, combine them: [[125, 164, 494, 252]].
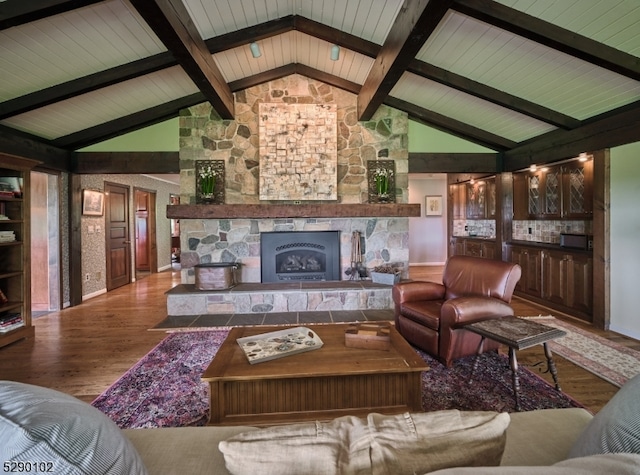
[[166, 280, 397, 316]]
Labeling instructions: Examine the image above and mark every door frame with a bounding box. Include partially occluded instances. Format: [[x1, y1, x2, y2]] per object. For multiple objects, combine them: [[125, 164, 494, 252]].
[[133, 187, 157, 275]]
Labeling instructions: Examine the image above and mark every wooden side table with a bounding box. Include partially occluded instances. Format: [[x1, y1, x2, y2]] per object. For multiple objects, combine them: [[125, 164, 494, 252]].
[[464, 316, 567, 411]]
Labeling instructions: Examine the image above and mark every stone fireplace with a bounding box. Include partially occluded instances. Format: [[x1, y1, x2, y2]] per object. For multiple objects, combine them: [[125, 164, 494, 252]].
[[167, 74, 416, 315], [260, 231, 340, 282]]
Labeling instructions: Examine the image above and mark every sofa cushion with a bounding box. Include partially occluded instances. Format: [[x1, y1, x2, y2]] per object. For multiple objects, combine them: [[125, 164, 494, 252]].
[[568, 373, 640, 458], [399, 300, 442, 329], [0, 381, 147, 475], [427, 453, 640, 474], [219, 410, 510, 475]]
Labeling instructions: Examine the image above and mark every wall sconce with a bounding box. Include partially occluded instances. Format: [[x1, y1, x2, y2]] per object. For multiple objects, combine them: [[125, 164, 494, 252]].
[[579, 152, 588, 162], [330, 44, 340, 61], [249, 42, 261, 58], [529, 164, 537, 171]]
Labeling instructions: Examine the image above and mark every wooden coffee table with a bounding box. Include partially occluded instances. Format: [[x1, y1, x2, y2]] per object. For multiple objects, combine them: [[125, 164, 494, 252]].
[[201, 324, 429, 426]]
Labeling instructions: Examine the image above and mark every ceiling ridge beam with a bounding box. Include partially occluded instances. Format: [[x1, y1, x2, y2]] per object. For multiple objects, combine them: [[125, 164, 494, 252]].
[[0, 0, 102, 30], [453, 0, 640, 81], [357, 0, 453, 121], [51, 92, 205, 150], [384, 96, 514, 151], [407, 61, 580, 130], [129, 0, 234, 119], [205, 15, 295, 53]]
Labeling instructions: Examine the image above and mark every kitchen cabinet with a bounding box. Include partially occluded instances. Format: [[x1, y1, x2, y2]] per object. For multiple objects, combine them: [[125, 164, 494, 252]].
[[508, 246, 543, 298], [543, 250, 593, 317], [508, 244, 593, 322], [562, 159, 593, 218], [450, 183, 466, 220], [466, 180, 486, 219], [514, 158, 593, 219], [486, 178, 496, 219], [0, 155, 36, 348], [451, 238, 497, 260]]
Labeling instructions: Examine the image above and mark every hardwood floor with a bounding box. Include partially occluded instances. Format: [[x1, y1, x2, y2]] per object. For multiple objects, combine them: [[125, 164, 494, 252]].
[[0, 266, 638, 413]]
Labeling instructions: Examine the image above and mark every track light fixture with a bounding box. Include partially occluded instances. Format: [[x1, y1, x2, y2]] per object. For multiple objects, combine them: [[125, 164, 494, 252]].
[[330, 44, 340, 61], [249, 42, 261, 58]]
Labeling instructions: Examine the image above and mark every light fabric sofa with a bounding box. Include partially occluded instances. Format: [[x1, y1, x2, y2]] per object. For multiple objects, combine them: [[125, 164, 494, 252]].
[[1, 375, 640, 474]]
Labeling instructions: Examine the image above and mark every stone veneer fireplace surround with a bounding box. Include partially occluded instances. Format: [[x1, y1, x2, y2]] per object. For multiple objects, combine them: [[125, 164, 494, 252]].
[[168, 75, 416, 315]]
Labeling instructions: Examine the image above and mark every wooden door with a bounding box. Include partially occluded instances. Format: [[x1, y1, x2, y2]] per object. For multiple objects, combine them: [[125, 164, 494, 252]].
[[134, 188, 158, 274], [135, 190, 150, 272], [105, 182, 130, 290], [31, 172, 49, 311]]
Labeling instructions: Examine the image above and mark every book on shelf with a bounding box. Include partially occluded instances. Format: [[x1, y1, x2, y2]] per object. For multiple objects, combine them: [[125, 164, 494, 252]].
[[0, 312, 23, 333]]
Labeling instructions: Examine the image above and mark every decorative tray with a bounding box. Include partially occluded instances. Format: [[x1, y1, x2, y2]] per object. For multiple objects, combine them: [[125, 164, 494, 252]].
[[237, 326, 324, 364]]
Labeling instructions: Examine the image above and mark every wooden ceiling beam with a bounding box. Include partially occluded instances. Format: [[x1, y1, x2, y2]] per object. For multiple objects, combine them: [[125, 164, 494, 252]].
[[504, 101, 640, 170], [0, 0, 102, 30], [129, 0, 234, 119], [357, 0, 453, 121], [385, 96, 515, 151], [0, 53, 176, 120], [73, 152, 179, 174], [409, 153, 500, 173], [453, 0, 640, 81], [406, 62, 581, 130], [51, 93, 205, 150], [205, 16, 294, 53], [0, 125, 70, 169]]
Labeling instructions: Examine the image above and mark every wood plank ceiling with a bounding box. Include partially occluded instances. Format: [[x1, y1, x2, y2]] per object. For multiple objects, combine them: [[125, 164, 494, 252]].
[[1, 0, 639, 173]]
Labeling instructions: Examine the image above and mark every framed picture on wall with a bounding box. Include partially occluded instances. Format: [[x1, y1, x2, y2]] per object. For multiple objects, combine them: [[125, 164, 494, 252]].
[[82, 189, 104, 216], [425, 195, 443, 216]]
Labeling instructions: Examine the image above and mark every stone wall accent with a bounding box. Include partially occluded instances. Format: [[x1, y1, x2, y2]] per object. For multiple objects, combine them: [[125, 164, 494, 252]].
[[179, 217, 409, 284], [179, 74, 408, 205]]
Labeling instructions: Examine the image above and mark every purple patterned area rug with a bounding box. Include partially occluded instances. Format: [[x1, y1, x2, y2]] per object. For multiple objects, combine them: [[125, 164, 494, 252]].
[[92, 330, 583, 429]]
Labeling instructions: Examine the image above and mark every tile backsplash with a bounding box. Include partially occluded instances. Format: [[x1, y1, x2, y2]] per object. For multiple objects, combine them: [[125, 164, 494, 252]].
[[454, 219, 592, 243], [512, 220, 592, 243]]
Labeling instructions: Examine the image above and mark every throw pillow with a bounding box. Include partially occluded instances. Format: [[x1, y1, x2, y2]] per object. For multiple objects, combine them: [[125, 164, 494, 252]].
[[0, 381, 147, 475], [568, 373, 640, 458], [219, 410, 510, 475]]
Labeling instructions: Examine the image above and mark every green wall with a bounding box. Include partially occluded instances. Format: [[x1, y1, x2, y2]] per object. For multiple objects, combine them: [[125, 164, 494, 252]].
[[79, 118, 179, 152], [408, 121, 495, 153]]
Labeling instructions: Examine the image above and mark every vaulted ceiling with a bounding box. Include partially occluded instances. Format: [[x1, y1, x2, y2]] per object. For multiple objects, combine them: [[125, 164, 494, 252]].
[[1, 0, 639, 173]]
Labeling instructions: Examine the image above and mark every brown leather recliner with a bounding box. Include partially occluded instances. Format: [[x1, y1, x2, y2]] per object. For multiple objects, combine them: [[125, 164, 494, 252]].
[[393, 255, 522, 367]]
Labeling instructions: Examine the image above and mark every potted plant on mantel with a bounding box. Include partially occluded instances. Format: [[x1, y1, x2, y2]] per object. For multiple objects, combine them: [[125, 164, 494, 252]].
[[370, 264, 401, 285]]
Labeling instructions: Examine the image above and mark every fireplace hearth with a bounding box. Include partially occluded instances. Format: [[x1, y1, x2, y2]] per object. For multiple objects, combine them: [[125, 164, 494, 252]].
[[260, 231, 340, 283]]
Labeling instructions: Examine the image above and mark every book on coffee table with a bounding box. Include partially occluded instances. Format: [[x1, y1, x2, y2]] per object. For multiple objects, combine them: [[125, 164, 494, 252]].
[[237, 326, 324, 364]]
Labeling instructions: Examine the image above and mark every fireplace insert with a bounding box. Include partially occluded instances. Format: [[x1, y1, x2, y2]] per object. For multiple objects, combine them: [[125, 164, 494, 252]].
[[260, 231, 340, 282]]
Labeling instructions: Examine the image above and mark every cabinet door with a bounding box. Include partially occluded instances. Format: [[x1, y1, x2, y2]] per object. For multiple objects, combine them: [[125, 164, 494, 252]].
[[481, 241, 496, 260], [567, 254, 593, 316], [509, 246, 542, 297], [513, 173, 528, 220], [454, 239, 465, 256], [465, 240, 482, 258], [450, 184, 466, 220], [543, 167, 562, 217], [486, 178, 496, 219], [563, 160, 593, 218], [466, 182, 486, 218], [527, 171, 543, 217], [542, 250, 568, 306]]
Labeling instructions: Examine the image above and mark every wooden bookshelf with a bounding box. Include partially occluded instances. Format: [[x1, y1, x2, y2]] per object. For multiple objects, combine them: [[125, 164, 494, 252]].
[[0, 154, 39, 348]]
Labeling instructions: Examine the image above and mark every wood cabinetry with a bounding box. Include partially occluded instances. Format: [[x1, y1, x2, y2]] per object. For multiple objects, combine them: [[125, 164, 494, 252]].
[[450, 183, 466, 220], [509, 245, 543, 298], [451, 238, 497, 260], [513, 159, 593, 220], [507, 244, 593, 322], [0, 155, 37, 348]]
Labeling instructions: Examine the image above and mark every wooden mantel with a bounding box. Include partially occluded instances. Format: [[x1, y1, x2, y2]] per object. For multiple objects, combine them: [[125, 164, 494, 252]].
[[166, 203, 421, 219]]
